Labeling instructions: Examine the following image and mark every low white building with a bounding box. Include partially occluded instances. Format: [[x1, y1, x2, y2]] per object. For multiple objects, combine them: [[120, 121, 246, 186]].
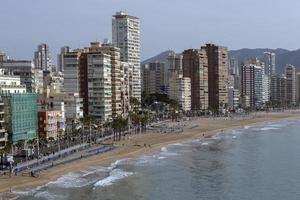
[[0, 60, 34, 92], [0, 70, 26, 94]]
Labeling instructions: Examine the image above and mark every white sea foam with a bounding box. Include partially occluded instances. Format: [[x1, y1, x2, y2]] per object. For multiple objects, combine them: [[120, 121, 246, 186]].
[[244, 125, 251, 129], [201, 142, 210, 146], [46, 172, 93, 188], [93, 169, 134, 187], [161, 146, 168, 152], [259, 127, 280, 131], [170, 142, 188, 147]]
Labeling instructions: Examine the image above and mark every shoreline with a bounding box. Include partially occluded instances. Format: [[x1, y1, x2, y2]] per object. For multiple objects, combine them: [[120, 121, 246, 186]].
[[0, 111, 299, 195]]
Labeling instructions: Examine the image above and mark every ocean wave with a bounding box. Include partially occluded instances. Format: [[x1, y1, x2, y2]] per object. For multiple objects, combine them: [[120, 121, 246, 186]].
[[93, 169, 134, 188], [169, 142, 188, 147], [46, 172, 94, 188], [258, 127, 280, 131], [34, 191, 66, 200], [201, 142, 210, 146], [244, 125, 252, 129]]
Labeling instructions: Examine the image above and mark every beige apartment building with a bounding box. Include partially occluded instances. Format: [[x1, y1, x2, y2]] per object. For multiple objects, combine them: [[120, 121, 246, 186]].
[[168, 71, 191, 111]]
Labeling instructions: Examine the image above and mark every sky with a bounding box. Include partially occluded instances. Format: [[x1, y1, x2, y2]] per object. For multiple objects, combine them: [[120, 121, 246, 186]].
[[1, 0, 300, 62]]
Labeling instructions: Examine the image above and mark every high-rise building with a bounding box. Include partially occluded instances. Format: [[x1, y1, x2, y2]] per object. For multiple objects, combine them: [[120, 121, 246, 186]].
[[241, 64, 264, 108], [263, 52, 276, 81], [112, 11, 141, 102], [0, 96, 7, 149], [120, 62, 133, 116], [285, 64, 296, 105], [296, 73, 300, 104], [229, 58, 239, 76], [87, 53, 112, 121], [34, 43, 52, 71], [202, 44, 228, 110], [57, 46, 70, 72], [228, 58, 240, 90], [167, 52, 183, 72], [0, 60, 35, 93], [228, 86, 240, 110], [182, 49, 208, 110], [243, 58, 270, 103], [1, 93, 37, 144], [63, 51, 82, 94], [271, 74, 286, 104], [78, 42, 121, 118], [89, 42, 122, 117], [166, 53, 183, 94], [142, 62, 166, 95]]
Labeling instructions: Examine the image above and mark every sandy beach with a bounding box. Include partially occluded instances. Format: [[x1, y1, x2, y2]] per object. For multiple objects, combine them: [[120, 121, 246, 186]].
[[0, 111, 299, 195]]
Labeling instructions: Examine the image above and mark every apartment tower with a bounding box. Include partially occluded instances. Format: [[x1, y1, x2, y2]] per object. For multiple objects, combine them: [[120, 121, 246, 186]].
[[182, 49, 208, 110], [112, 12, 141, 102]]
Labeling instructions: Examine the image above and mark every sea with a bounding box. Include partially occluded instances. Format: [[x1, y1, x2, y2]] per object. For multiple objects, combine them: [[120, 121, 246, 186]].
[[15, 118, 300, 200]]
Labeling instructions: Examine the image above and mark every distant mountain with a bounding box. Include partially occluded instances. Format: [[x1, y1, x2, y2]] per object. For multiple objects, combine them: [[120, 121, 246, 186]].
[[276, 49, 300, 72], [228, 48, 289, 62], [144, 48, 300, 73], [141, 50, 174, 65], [229, 48, 300, 73]]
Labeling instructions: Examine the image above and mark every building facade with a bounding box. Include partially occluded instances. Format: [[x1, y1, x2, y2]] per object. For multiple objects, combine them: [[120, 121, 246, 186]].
[[168, 72, 191, 111], [182, 49, 208, 110], [120, 62, 133, 116], [0, 60, 35, 93], [64, 93, 83, 129], [87, 53, 112, 121], [64, 51, 82, 94], [263, 52, 276, 85], [0, 97, 7, 149], [57, 46, 70, 72], [296, 73, 300, 104], [241, 65, 264, 108], [0, 71, 27, 94], [228, 86, 240, 110], [34, 43, 52, 71], [38, 109, 65, 140], [142, 62, 166, 95], [271, 74, 286, 105], [202, 44, 228, 110], [1, 93, 37, 144], [112, 12, 141, 102], [285, 64, 296, 105], [89, 42, 122, 117]]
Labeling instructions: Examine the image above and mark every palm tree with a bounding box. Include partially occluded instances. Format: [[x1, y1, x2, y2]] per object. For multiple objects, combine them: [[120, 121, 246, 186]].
[[130, 97, 140, 112], [112, 116, 128, 141], [130, 112, 142, 134], [79, 115, 96, 144]]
